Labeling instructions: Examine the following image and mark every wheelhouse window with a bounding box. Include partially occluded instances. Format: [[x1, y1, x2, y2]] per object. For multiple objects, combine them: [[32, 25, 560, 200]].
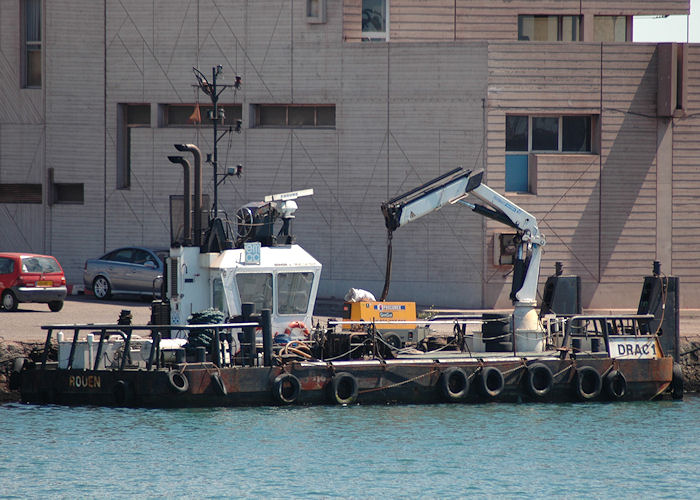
[[254, 104, 335, 128], [518, 15, 581, 41], [212, 277, 225, 312], [117, 104, 151, 189], [362, 0, 388, 41], [21, 0, 41, 88], [594, 16, 629, 42], [277, 272, 314, 315], [236, 273, 273, 313], [505, 115, 593, 192]]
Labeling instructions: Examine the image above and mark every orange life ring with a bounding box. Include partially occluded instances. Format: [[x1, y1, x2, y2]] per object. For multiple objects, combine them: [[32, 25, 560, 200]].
[[285, 321, 310, 338]]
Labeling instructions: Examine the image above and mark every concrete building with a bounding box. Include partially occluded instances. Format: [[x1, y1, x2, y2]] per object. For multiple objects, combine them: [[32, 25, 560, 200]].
[[1, 0, 698, 308]]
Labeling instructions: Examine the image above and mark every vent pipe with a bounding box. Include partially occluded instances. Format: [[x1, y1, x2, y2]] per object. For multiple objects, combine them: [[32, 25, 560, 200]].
[[175, 144, 203, 246], [168, 155, 192, 245]]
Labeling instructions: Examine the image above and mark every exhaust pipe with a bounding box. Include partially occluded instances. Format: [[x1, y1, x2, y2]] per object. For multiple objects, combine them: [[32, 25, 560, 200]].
[[175, 144, 203, 246], [168, 156, 192, 246]]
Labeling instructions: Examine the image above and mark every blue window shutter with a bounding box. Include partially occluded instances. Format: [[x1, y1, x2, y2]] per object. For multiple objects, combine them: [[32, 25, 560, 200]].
[[505, 155, 529, 192]]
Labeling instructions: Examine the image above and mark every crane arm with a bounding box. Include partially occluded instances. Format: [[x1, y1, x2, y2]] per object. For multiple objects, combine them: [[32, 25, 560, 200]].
[[380, 168, 545, 304]]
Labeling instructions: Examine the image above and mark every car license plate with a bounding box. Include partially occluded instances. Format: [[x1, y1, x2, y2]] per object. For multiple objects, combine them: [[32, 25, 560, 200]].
[[36, 280, 52, 287]]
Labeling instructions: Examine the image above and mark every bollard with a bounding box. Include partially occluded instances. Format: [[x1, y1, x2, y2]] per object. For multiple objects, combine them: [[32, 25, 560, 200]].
[[242, 302, 256, 366], [175, 348, 186, 364], [261, 309, 272, 367]]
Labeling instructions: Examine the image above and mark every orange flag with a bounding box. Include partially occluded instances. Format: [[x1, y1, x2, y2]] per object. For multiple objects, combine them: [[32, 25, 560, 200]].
[[188, 103, 201, 124]]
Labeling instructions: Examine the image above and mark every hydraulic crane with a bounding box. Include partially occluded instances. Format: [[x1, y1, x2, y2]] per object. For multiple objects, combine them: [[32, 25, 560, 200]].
[[380, 167, 547, 340]]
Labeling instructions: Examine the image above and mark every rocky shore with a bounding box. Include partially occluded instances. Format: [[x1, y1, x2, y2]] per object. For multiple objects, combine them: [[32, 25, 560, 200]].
[[0, 341, 38, 403], [679, 340, 700, 392]]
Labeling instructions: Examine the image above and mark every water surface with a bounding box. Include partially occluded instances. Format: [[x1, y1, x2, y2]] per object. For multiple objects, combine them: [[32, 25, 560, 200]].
[[1, 397, 698, 499]]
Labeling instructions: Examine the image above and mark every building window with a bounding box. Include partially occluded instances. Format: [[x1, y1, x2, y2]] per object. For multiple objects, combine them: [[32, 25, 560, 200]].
[[52, 184, 84, 205], [254, 104, 335, 128], [494, 233, 518, 266], [117, 104, 151, 190], [518, 15, 581, 41], [362, 0, 388, 41], [47, 168, 84, 205], [0, 184, 42, 203], [306, 0, 326, 24], [21, 0, 41, 88], [593, 16, 629, 42], [160, 104, 242, 127], [505, 115, 593, 192]]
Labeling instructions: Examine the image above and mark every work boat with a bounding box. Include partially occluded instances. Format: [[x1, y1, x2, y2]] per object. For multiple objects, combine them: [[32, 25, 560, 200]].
[[14, 166, 684, 407]]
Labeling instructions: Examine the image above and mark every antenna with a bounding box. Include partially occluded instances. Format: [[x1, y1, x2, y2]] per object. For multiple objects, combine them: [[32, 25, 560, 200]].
[[191, 65, 243, 218]]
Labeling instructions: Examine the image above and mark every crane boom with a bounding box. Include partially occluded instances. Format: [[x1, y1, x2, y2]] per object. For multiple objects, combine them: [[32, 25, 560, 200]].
[[380, 168, 545, 304]]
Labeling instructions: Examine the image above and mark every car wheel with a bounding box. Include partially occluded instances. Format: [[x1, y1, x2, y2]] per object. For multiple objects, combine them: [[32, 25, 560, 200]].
[[48, 300, 64, 312], [92, 276, 112, 300], [2, 290, 18, 312]]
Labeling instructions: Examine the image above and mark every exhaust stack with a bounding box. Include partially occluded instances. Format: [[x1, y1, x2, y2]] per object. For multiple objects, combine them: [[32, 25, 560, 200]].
[[174, 144, 204, 246], [168, 155, 192, 246]]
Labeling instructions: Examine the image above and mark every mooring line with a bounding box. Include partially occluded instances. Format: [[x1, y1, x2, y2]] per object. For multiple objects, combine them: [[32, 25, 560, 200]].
[[358, 369, 438, 394]]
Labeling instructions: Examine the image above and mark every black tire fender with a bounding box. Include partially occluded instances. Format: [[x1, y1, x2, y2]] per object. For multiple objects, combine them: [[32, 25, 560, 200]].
[[113, 380, 129, 406], [167, 370, 189, 393], [604, 370, 627, 400], [574, 366, 602, 401], [525, 363, 554, 398], [273, 373, 301, 405], [439, 367, 470, 401], [671, 363, 684, 400], [478, 366, 505, 398], [329, 372, 359, 405], [8, 358, 26, 391], [211, 372, 227, 396]]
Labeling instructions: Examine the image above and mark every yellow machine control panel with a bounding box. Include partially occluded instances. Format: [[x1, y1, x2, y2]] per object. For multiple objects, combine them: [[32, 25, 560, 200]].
[[343, 301, 417, 331]]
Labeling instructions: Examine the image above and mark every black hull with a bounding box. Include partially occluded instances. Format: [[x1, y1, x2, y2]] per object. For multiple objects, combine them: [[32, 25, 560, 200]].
[[19, 356, 675, 408]]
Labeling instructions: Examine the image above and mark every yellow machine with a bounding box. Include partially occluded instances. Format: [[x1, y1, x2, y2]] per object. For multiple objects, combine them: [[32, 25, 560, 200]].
[[342, 301, 425, 347]]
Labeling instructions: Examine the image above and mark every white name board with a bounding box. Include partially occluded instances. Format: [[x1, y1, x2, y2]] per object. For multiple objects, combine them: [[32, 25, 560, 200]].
[[608, 336, 660, 359], [244, 242, 261, 265]]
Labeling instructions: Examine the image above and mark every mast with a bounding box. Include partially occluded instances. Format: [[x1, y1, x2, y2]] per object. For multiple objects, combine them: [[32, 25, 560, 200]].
[[192, 65, 242, 219]]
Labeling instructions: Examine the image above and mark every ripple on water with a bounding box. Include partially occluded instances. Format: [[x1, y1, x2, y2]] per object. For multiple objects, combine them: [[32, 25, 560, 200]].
[[0, 397, 698, 499]]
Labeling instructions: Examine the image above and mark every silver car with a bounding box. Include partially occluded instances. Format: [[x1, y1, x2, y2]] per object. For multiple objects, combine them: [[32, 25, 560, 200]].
[[83, 247, 168, 300]]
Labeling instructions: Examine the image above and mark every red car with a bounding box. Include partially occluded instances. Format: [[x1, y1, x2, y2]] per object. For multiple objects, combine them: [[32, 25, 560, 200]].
[[0, 252, 67, 312]]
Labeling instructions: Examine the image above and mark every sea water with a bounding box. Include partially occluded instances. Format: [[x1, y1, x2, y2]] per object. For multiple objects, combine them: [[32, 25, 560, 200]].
[[0, 397, 698, 499]]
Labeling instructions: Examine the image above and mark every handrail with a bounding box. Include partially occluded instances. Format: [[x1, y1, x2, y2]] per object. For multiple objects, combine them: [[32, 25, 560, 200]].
[[559, 314, 656, 360], [40, 322, 258, 330], [41, 321, 264, 372]]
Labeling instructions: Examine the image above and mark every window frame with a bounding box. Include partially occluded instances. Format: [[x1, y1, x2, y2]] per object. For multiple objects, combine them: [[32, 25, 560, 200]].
[[160, 103, 242, 128], [517, 14, 582, 42], [117, 103, 151, 190], [277, 272, 315, 315], [306, 0, 327, 24], [0, 257, 15, 275], [253, 104, 336, 129], [508, 115, 592, 155], [593, 15, 630, 42], [505, 114, 594, 193], [21, 0, 41, 88], [362, 0, 389, 41]]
